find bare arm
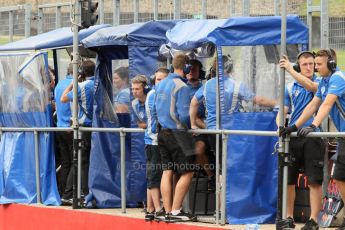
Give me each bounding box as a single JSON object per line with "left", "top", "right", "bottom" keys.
{"left": 253, "top": 96, "right": 278, "bottom": 108}
{"left": 195, "top": 117, "right": 206, "bottom": 129}
{"left": 279, "top": 56, "right": 318, "bottom": 92}
{"left": 115, "top": 104, "right": 129, "bottom": 113}
{"left": 61, "top": 83, "right": 73, "bottom": 103}
{"left": 189, "top": 96, "right": 200, "bottom": 129}
{"left": 294, "top": 96, "right": 322, "bottom": 128}
{"left": 276, "top": 106, "right": 289, "bottom": 127}
{"left": 311, "top": 94, "right": 337, "bottom": 127}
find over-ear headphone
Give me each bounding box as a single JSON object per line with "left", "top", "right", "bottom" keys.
{"left": 223, "top": 54, "right": 233, "bottom": 74}
{"left": 170, "top": 63, "right": 192, "bottom": 75}
{"left": 293, "top": 51, "right": 316, "bottom": 73}
{"left": 325, "top": 48, "right": 337, "bottom": 73}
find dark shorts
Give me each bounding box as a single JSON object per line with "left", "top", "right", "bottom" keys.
{"left": 158, "top": 129, "right": 195, "bottom": 174}
{"left": 145, "top": 145, "right": 162, "bottom": 189}
{"left": 288, "top": 137, "right": 325, "bottom": 185}
{"left": 332, "top": 139, "right": 345, "bottom": 181}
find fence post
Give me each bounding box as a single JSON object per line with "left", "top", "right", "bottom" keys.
{"left": 320, "top": 0, "right": 329, "bottom": 48}
{"left": 24, "top": 4, "right": 31, "bottom": 38}
{"left": 99, "top": 0, "right": 104, "bottom": 24}
{"left": 201, "top": 0, "right": 207, "bottom": 19}
{"left": 38, "top": 8, "right": 43, "bottom": 34}
{"left": 173, "top": 0, "right": 181, "bottom": 20}
{"left": 242, "top": 0, "right": 249, "bottom": 16}
{"left": 113, "top": 0, "right": 120, "bottom": 26}
{"left": 134, "top": 0, "right": 139, "bottom": 23}
{"left": 120, "top": 130, "right": 126, "bottom": 213}
{"left": 56, "top": 6, "right": 62, "bottom": 29}
{"left": 221, "top": 133, "right": 228, "bottom": 225}
{"left": 153, "top": 0, "right": 158, "bottom": 20}
{"left": 274, "top": 0, "right": 279, "bottom": 15}
{"left": 34, "top": 130, "right": 42, "bottom": 204}
{"left": 9, "top": 11, "right": 13, "bottom": 42}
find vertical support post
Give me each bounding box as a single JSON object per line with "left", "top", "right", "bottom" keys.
{"left": 320, "top": 0, "right": 329, "bottom": 48}
{"left": 120, "top": 130, "right": 126, "bottom": 213}
{"left": 173, "top": 0, "right": 181, "bottom": 20}
{"left": 307, "top": 0, "right": 313, "bottom": 50}
{"left": 78, "top": 130, "right": 82, "bottom": 200}
{"left": 99, "top": 0, "right": 105, "bottom": 24}
{"left": 38, "top": 8, "right": 43, "bottom": 34}
{"left": 34, "top": 130, "right": 42, "bottom": 204}
{"left": 274, "top": 0, "right": 279, "bottom": 15}
{"left": 9, "top": 11, "right": 13, "bottom": 42}
{"left": 153, "top": 0, "right": 158, "bottom": 20}
{"left": 72, "top": 0, "right": 81, "bottom": 209}
{"left": 24, "top": 4, "right": 31, "bottom": 38}
{"left": 134, "top": 0, "right": 139, "bottom": 23}
{"left": 229, "top": 0, "right": 235, "bottom": 17}
{"left": 201, "top": 0, "right": 207, "bottom": 19}
{"left": 242, "top": 0, "right": 249, "bottom": 16}
{"left": 56, "top": 6, "right": 62, "bottom": 29}
{"left": 221, "top": 133, "right": 228, "bottom": 225}
{"left": 113, "top": 0, "right": 120, "bottom": 25}
{"left": 277, "top": 0, "right": 288, "bottom": 223}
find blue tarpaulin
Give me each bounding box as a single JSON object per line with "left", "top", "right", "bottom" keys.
{"left": 166, "top": 16, "right": 308, "bottom": 223}
{"left": 166, "top": 16, "right": 308, "bottom": 50}
{"left": 81, "top": 20, "right": 179, "bottom": 207}
{"left": 0, "top": 52, "right": 60, "bottom": 205}
{"left": 0, "top": 24, "right": 111, "bottom": 51}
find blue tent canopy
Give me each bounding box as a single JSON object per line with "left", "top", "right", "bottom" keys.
{"left": 166, "top": 15, "right": 308, "bottom": 50}
{"left": 81, "top": 20, "right": 179, "bottom": 208}
{"left": 0, "top": 24, "right": 111, "bottom": 51}
{"left": 82, "top": 20, "right": 179, "bottom": 48}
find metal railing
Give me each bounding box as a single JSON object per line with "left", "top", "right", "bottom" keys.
{"left": 1, "top": 125, "right": 342, "bottom": 225}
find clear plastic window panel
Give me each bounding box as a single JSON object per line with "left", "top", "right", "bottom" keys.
{"left": 112, "top": 59, "right": 130, "bottom": 115}
{"left": 0, "top": 53, "right": 50, "bottom": 115}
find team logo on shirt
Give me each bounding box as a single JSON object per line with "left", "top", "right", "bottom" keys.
{"left": 294, "top": 90, "right": 299, "bottom": 97}
{"left": 138, "top": 111, "right": 145, "bottom": 120}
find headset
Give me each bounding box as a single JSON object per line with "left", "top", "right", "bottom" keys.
{"left": 325, "top": 48, "right": 337, "bottom": 73}
{"left": 293, "top": 51, "right": 316, "bottom": 73}
{"left": 170, "top": 63, "right": 192, "bottom": 75}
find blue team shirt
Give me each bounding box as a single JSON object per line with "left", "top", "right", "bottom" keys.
{"left": 155, "top": 73, "right": 192, "bottom": 130}
{"left": 114, "top": 87, "right": 130, "bottom": 109}
{"left": 55, "top": 75, "right": 73, "bottom": 127}
{"left": 67, "top": 76, "right": 95, "bottom": 126}
{"left": 188, "top": 81, "right": 206, "bottom": 119}
{"left": 284, "top": 75, "right": 320, "bottom": 128}
{"left": 315, "top": 70, "right": 345, "bottom": 131}
{"left": 145, "top": 89, "right": 158, "bottom": 145}
{"left": 194, "top": 76, "right": 254, "bottom": 129}
{"left": 131, "top": 98, "right": 147, "bottom": 124}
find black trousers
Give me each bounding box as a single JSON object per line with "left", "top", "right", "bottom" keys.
{"left": 56, "top": 131, "right": 73, "bottom": 195}
{"left": 62, "top": 131, "right": 91, "bottom": 199}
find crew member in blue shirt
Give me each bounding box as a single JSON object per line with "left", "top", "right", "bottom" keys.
{"left": 281, "top": 49, "right": 345, "bottom": 229}
{"left": 131, "top": 75, "right": 149, "bottom": 128}
{"left": 155, "top": 53, "right": 196, "bottom": 222}
{"left": 113, "top": 67, "right": 130, "bottom": 113}
{"left": 54, "top": 63, "right": 73, "bottom": 195}
{"left": 279, "top": 51, "right": 325, "bottom": 230}
{"left": 61, "top": 60, "right": 95, "bottom": 201}
{"left": 144, "top": 68, "right": 169, "bottom": 221}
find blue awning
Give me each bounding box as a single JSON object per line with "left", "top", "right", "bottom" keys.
{"left": 166, "top": 15, "right": 308, "bottom": 49}
{"left": 82, "top": 20, "right": 180, "bottom": 48}
{"left": 0, "top": 24, "right": 111, "bottom": 51}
